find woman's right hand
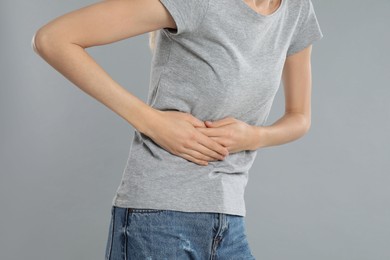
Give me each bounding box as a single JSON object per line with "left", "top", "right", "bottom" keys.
{"left": 143, "top": 110, "right": 229, "bottom": 166}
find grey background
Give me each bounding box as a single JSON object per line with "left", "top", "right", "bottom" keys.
{"left": 1, "top": 0, "right": 389, "bottom": 259}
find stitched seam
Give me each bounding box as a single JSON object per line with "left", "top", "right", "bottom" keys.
{"left": 296, "top": 0, "right": 311, "bottom": 37}
{"left": 288, "top": 0, "right": 310, "bottom": 55}
{"left": 107, "top": 207, "right": 115, "bottom": 260}
{"left": 156, "top": 34, "right": 173, "bottom": 93}
{"left": 124, "top": 208, "right": 129, "bottom": 260}
{"left": 193, "top": 0, "right": 211, "bottom": 35}
{"left": 160, "top": 0, "right": 184, "bottom": 38}
{"left": 150, "top": 30, "right": 173, "bottom": 107}
{"left": 149, "top": 72, "right": 163, "bottom": 107}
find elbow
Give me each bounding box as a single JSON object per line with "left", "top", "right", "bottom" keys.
{"left": 32, "top": 26, "right": 64, "bottom": 56}
{"left": 31, "top": 28, "right": 51, "bottom": 56}
{"left": 292, "top": 112, "right": 311, "bottom": 134}
{"left": 303, "top": 117, "right": 311, "bottom": 134}
{"left": 31, "top": 31, "right": 39, "bottom": 54}
{"left": 288, "top": 111, "right": 311, "bottom": 134}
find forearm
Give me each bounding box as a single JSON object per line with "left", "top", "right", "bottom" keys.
{"left": 33, "top": 35, "right": 158, "bottom": 135}
{"left": 251, "top": 112, "right": 311, "bottom": 150}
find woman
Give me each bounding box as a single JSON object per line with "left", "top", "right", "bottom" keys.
{"left": 32, "top": 0, "right": 323, "bottom": 259}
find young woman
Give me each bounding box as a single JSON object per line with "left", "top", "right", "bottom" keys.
{"left": 32, "top": 0, "right": 323, "bottom": 258}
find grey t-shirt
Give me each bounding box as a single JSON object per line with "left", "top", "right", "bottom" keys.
{"left": 112, "top": 0, "right": 323, "bottom": 217}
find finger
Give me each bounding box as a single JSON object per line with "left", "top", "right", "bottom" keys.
{"left": 208, "top": 136, "right": 228, "bottom": 147}
{"left": 194, "top": 124, "right": 207, "bottom": 129}
{"left": 186, "top": 114, "right": 206, "bottom": 128}
{"left": 178, "top": 152, "right": 209, "bottom": 166}
{"left": 206, "top": 136, "right": 231, "bottom": 152}
{"left": 183, "top": 142, "right": 226, "bottom": 161}
{"left": 183, "top": 148, "right": 223, "bottom": 162}
{"left": 196, "top": 127, "right": 225, "bottom": 137}
{"left": 205, "top": 117, "right": 234, "bottom": 128}
{"left": 197, "top": 133, "right": 229, "bottom": 156}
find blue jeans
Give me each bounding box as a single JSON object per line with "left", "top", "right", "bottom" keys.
{"left": 105, "top": 206, "right": 256, "bottom": 259}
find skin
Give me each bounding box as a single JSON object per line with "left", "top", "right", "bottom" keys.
{"left": 32, "top": 0, "right": 313, "bottom": 166}
{"left": 245, "top": 0, "right": 282, "bottom": 15}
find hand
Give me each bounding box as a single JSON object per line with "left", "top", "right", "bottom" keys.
{"left": 195, "top": 117, "right": 257, "bottom": 154}
{"left": 146, "top": 110, "right": 229, "bottom": 166}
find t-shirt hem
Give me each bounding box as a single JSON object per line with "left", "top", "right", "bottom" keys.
{"left": 159, "top": 0, "right": 185, "bottom": 35}
{"left": 112, "top": 198, "right": 246, "bottom": 217}
{"left": 286, "top": 32, "right": 324, "bottom": 57}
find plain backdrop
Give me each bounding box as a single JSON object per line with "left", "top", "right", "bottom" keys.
{"left": 1, "top": 0, "right": 389, "bottom": 259}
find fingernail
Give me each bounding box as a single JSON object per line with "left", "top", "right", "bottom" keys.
{"left": 206, "top": 121, "right": 212, "bottom": 124}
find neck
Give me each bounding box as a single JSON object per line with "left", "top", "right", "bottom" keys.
{"left": 254, "top": 0, "right": 275, "bottom": 5}
{"left": 251, "top": 0, "right": 280, "bottom": 11}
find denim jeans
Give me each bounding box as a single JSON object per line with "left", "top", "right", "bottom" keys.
{"left": 105, "top": 205, "right": 256, "bottom": 259}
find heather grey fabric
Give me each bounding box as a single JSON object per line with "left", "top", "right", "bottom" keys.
{"left": 112, "top": 0, "right": 323, "bottom": 216}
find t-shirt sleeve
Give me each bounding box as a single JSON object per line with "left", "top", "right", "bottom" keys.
{"left": 158, "top": 0, "right": 209, "bottom": 36}
{"left": 286, "top": 0, "right": 324, "bottom": 56}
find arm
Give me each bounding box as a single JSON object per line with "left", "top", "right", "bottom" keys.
{"left": 32, "top": 0, "right": 176, "bottom": 136}
{"left": 250, "top": 45, "right": 313, "bottom": 150}
{"left": 32, "top": 0, "right": 229, "bottom": 165}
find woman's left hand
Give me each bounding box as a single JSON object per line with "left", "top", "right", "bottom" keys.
{"left": 195, "top": 117, "right": 258, "bottom": 154}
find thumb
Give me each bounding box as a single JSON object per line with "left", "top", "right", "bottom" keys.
{"left": 205, "top": 121, "right": 214, "bottom": 127}
{"left": 205, "top": 117, "right": 231, "bottom": 127}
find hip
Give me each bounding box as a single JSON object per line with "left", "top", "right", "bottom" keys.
{"left": 105, "top": 205, "right": 255, "bottom": 259}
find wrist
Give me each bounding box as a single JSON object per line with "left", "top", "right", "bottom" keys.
{"left": 250, "top": 125, "right": 267, "bottom": 150}
{"left": 133, "top": 105, "right": 162, "bottom": 138}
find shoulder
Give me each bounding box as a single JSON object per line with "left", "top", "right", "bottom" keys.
{"left": 287, "top": 0, "right": 310, "bottom": 14}
{"left": 286, "top": 0, "right": 317, "bottom": 26}
{"left": 158, "top": 0, "right": 210, "bottom": 35}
